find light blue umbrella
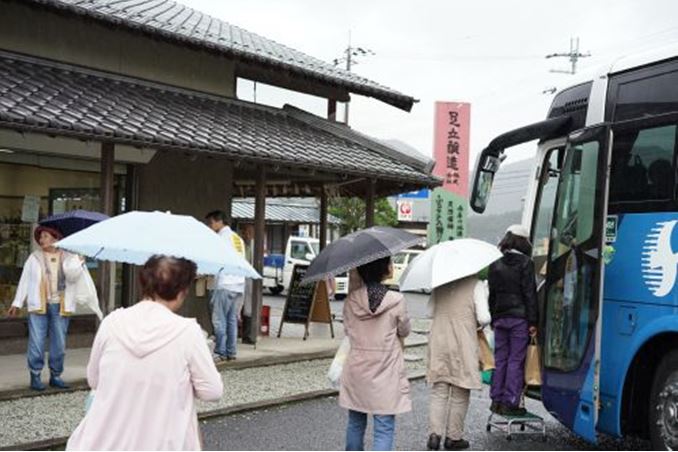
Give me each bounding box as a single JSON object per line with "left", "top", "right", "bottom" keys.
{"left": 55, "top": 210, "right": 260, "bottom": 278}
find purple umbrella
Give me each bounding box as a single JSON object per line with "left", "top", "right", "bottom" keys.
{"left": 40, "top": 210, "right": 110, "bottom": 237}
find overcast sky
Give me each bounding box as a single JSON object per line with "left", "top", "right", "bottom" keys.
{"left": 186, "top": 0, "right": 678, "bottom": 166}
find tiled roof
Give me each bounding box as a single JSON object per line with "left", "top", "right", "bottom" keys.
{"left": 284, "top": 106, "right": 434, "bottom": 174}
{"left": 22, "top": 0, "right": 416, "bottom": 111}
{"left": 232, "top": 199, "right": 341, "bottom": 225}
{"left": 0, "top": 53, "right": 438, "bottom": 186}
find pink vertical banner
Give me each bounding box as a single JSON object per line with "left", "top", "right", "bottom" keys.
{"left": 432, "top": 102, "right": 470, "bottom": 198}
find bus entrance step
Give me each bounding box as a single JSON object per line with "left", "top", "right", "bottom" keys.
{"left": 486, "top": 411, "right": 547, "bottom": 442}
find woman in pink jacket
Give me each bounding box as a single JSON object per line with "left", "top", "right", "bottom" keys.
{"left": 339, "top": 257, "right": 411, "bottom": 451}
{"left": 67, "top": 255, "right": 223, "bottom": 451}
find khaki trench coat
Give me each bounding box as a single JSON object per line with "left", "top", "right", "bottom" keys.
{"left": 339, "top": 274, "right": 412, "bottom": 415}
{"left": 427, "top": 276, "right": 483, "bottom": 390}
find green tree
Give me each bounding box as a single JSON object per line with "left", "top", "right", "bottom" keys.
{"left": 329, "top": 197, "right": 398, "bottom": 235}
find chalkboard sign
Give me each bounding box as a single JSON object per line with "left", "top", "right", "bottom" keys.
{"left": 278, "top": 264, "right": 334, "bottom": 340}
{"left": 282, "top": 265, "right": 315, "bottom": 323}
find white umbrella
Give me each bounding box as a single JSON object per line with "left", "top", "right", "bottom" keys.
{"left": 399, "top": 238, "right": 502, "bottom": 292}
{"left": 56, "top": 210, "right": 261, "bottom": 277}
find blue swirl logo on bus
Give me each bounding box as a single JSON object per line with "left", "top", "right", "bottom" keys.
{"left": 641, "top": 220, "right": 678, "bottom": 297}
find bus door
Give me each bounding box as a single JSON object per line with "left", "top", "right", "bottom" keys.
{"left": 541, "top": 125, "right": 610, "bottom": 443}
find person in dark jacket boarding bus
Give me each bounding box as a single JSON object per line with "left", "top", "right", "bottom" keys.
{"left": 487, "top": 224, "right": 538, "bottom": 417}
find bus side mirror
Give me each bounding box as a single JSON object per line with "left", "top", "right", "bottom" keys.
{"left": 470, "top": 152, "right": 503, "bottom": 213}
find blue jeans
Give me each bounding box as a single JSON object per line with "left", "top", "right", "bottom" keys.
{"left": 211, "top": 289, "right": 241, "bottom": 358}
{"left": 27, "top": 303, "right": 70, "bottom": 377}
{"left": 346, "top": 410, "right": 396, "bottom": 451}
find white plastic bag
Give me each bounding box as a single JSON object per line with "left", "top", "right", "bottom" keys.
{"left": 327, "top": 337, "right": 350, "bottom": 389}
{"left": 85, "top": 390, "right": 95, "bottom": 412}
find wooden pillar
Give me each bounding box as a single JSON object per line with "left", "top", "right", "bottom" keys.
{"left": 327, "top": 99, "right": 337, "bottom": 122}
{"left": 283, "top": 222, "right": 290, "bottom": 248}
{"left": 224, "top": 161, "right": 234, "bottom": 225}
{"left": 319, "top": 187, "right": 328, "bottom": 251}
{"left": 249, "top": 166, "right": 266, "bottom": 344}
{"left": 121, "top": 164, "right": 139, "bottom": 308}
{"left": 99, "top": 142, "right": 115, "bottom": 315}
{"left": 365, "top": 179, "right": 376, "bottom": 228}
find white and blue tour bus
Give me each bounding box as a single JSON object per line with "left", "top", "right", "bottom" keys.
{"left": 471, "top": 44, "right": 678, "bottom": 449}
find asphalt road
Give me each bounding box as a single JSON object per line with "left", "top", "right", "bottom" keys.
{"left": 202, "top": 380, "right": 651, "bottom": 451}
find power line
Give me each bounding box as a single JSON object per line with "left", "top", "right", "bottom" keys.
{"left": 593, "top": 25, "right": 678, "bottom": 57}
{"left": 333, "top": 31, "right": 374, "bottom": 124}
{"left": 371, "top": 53, "right": 543, "bottom": 62}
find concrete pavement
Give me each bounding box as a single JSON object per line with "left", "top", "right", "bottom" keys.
{"left": 0, "top": 293, "right": 431, "bottom": 399}
{"left": 0, "top": 345, "right": 428, "bottom": 449}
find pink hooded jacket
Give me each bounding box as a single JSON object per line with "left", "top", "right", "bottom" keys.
{"left": 67, "top": 301, "right": 223, "bottom": 451}
{"left": 339, "top": 274, "right": 412, "bottom": 415}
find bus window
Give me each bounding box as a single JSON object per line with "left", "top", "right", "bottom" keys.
{"left": 612, "top": 69, "right": 678, "bottom": 121}
{"left": 545, "top": 139, "right": 600, "bottom": 371}
{"left": 609, "top": 124, "right": 676, "bottom": 213}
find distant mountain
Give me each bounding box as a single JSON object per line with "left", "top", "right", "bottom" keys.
{"left": 381, "top": 139, "right": 431, "bottom": 163}
{"left": 467, "top": 210, "right": 523, "bottom": 244}
{"left": 467, "top": 157, "right": 535, "bottom": 243}
{"left": 476, "top": 157, "right": 534, "bottom": 216}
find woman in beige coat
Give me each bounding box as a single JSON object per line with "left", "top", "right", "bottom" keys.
{"left": 426, "top": 275, "right": 491, "bottom": 451}
{"left": 339, "top": 257, "right": 411, "bottom": 451}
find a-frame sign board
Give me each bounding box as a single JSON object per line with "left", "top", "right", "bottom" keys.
{"left": 277, "top": 264, "right": 335, "bottom": 340}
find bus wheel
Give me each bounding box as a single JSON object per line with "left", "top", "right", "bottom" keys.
{"left": 650, "top": 350, "right": 678, "bottom": 450}
{"left": 269, "top": 286, "right": 284, "bottom": 296}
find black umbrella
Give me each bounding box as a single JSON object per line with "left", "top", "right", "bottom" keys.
{"left": 301, "top": 226, "right": 424, "bottom": 284}
{"left": 40, "top": 210, "right": 110, "bottom": 237}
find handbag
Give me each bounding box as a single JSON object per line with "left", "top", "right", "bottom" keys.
{"left": 76, "top": 263, "right": 103, "bottom": 320}
{"left": 525, "top": 335, "right": 542, "bottom": 386}
{"left": 327, "top": 337, "right": 350, "bottom": 389}
{"left": 477, "top": 330, "right": 495, "bottom": 371}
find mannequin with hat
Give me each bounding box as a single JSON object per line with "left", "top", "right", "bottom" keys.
{"left": 7, "top": 225, "right": 95, "bottom": 391}
{"left": 487, "top": 224, "right": 539, "bottom": 416}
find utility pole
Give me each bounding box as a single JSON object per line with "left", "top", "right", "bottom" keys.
{"left": 546, "top": 37, "right": 591, "bottom": 75}
{"left": 333, "top": 32, "right": 375, "bottom": 124}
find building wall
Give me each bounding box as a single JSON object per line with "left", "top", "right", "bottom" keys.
{"left": 1, "top": 1, "right": 236, "bottom": 97}
{"left": 137, "top": 152, "right": 233, "bottom": 218}
{"left": 137, "top": 151, "right": 234, "bottom": 330}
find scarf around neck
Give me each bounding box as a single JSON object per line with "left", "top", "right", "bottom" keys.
{"left": 366, "top": 282, "right": 388, "bottom": 313}
{"left": 37, "top": 250, "right": 66, "bottom": 298}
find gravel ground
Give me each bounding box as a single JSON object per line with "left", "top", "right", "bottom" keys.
{"left": 0, "top": 346, "right": 427, "bottom": 449}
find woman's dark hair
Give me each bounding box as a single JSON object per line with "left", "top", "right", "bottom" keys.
{"left": 356, "top": 256, "right": 391, "bottom": 284}
{"left": 498, "top": 231, "right": 532, "bottom": 256}
{"left": 140, "top": 255, "right": 197, "bottom": 301}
